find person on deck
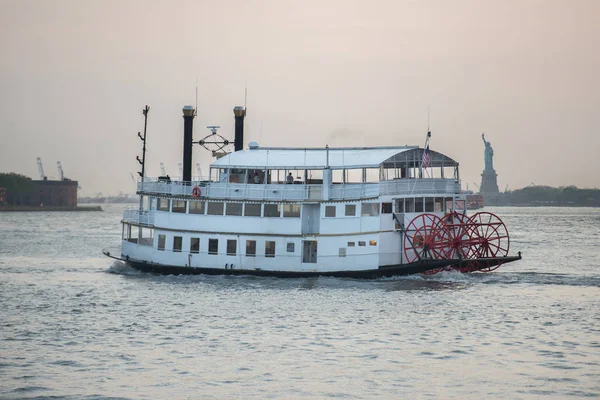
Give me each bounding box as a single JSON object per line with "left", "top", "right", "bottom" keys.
{"left": 286, "top": 172, "right": 294, "bottom": 184}
{"left": 254, "top": 173, "right": 261, "bottom": 184}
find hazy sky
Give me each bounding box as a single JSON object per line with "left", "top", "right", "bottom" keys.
{"left": 1, "top": 0, "right": 598, "bottom": 195}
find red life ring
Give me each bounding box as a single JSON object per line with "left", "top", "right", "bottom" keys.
{"left": 191, "top": 186, "right": 201, "bottom": 198}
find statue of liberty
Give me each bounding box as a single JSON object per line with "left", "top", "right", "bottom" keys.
{"left": 482, "top": 133, "right": 494, "bottom": 171}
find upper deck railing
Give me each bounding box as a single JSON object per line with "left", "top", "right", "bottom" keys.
{"left": 137, "top": 178, "right": 460, "bottom": 201}
{"left": 123, "top": 208, "right": 155, "bottom": 225}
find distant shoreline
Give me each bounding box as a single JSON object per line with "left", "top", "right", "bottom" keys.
{"left": 0, "top": 205, "right": 102, "bottom": 212}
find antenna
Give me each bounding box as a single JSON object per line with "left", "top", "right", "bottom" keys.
{"left": 195, "top": 79, "right": 198, "bottom": 117}
{"left": 427, "top": 105, "right": 430, "bottom": 132}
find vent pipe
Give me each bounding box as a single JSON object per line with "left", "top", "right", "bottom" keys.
{"left": 182, "top": 105, "right": 195, "bottom": 182}
{"left": 233, "top": 106, "right": 246, "bottom": 152}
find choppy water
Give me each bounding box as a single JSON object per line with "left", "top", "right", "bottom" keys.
{"left": 1, "top": 205, "right": 599, "bottom": 399}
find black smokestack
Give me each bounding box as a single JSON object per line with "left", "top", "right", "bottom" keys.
{"left": 182, "top": 105, "right": 195, "bottom": 182}
{"left": 233, "top": 106, "right": 246, "bottom": 152}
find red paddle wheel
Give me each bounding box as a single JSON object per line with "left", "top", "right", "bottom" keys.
{"left": 402, "top": 211, "right": 511, "bottom": 274}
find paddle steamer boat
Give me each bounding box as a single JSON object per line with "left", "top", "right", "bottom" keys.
{"left": 104, "top": 105, "right": 520, "bottom": 277}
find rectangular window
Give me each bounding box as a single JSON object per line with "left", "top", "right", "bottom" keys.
{"left": 207, "top": 202, "right": 224, "bottom": 215}
{"left": 405, "top": 198, "right": 415, "bottom": 212}
{"left": 265, "top": 241, "right": 275, "bottom": 257}
{"left": 173, "top": 236, "right": 182, "bottom": 252}
{"left": 283, "top": 204, "right": 301, "bottom": 217}
{"left": 382, "top": 202, "right": 392, "bottom": 214}
{"left": 435, "top": 197, "right": 444, "bottom": 212}
{"left": 208, "top": 239, "right": 218, "bottom": 255}
{"left": 172, "top": 200, "right": 186, "bottom": 213}
{"left": 227, "top": 239, "right": 237, "bottom": 256}
{"left": 395, "top": 199, "right": 404, "bottom": 213}
{"left": 244, "top": 203, "right": 261, "bottom": 216}
{"left": 246, "top": 240, "right": 256, "bottom": 257}
{"left": 415, "top": 198, "right": 424, "bottom": 212}
{"left": 157, "top": 198, "right": 169, "bottom": 211}
{"left": 361, "top": 203, "right": 379, "bottom": 216}
{"left": 157, "top": 234, "right": 166, "bottom": 250}
{"left": 345, "top": 204, "right": 356, "bottom": 216}
{"left": 189, "top": 201, "right": 205, "bottom": 214}
{"left": 425, "top": 197, "right": 435, "bottom": 212}
{"left": 190, "top": 238, "right": 200, "bottom": 254}
{"left": 150, "top": 198, "right": 156, "bottom": 210}
{"left": 325, "top": 205, "right": 336, "bottom": 217}
{"left": 264, "top": 204, "right": 280, "bottom": 217}
{"left": 347, "top": 242, "right": 355, "bottom": 247}
{"left": 358, "top": 241, "right": 366, "bottom": 246}
{"left": 446, "top": 198, "right": 454, "bottom": 212}
{"left": 225, "top": 203, "right": 243, "bottom": 216}
{"left": 287, "top": 242, "right": 295, "bottom": 252}
{"left": 369, "top": 240, "right": 377, "bottom": 246}
{"left": 339, "top": 248, "right": 346, "bottom": 257}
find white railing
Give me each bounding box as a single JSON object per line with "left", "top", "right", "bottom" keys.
{"left": 137, "top": 178, "right": 460, "bottom": 201}
{"left": 379, "top": 179, "right": 461, "bottom": 196}
{"left": 123, "top": 208, "right": 155, "bottom": 225}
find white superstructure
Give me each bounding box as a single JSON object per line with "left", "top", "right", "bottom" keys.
{"left": 120, "top": 144, "right": 467, "bottom": 275}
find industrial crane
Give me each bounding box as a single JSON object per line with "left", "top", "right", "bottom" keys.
{"left": 37, "top": 157, "right": 47, "bottom": 180}
{"left": 57, "top": 161, "right": 64, "bottom": 180}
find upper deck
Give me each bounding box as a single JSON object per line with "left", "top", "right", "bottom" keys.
{"left": 137, "top": 146, "right": 461, "bottom": 201}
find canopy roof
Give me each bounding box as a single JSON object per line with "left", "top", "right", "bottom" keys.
{"left": 210, "top": 146, "right": 458, "bottom": 170}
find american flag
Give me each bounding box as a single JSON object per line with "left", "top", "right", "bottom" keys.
{"left": 422, "top": 144, "right": 431, "bottom": 168}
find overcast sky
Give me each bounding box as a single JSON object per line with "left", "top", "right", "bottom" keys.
{"left": 1, "top": 0, "right": 598, "bottom": 196}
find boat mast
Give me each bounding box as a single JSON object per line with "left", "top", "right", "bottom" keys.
{"left": 137, "top": 105, "right": 149, "bottom": 212}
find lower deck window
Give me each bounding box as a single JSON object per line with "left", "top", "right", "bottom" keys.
{"left": 227, "top": 239, "right": 237, "bottom": 256}
{"left": 244, "top": 203, "right": 261, "bottom": 216}
{"left": 173, "top": 236, "right": 182, "bottom": 252}
{"left": 287, "top": 242, "right": 295, "bottom": 252}
{"left": 283, "top": 204, "right": 300, "bottom": 217}
{"left": 189, "top": 201, "right": 205, "bottom": 214}
{"left": 226, "top": 203, "right": 243, "bottom": 216}
{"left": 361, "top": 203, "right": 379, "bottom": 216}
{"left": 157, "top": 234, "right": 166, "bottom": 250}
{"left": 325, "top": 205, "right": 336, "bottom": 217}
{"left": 190, "top": 238, "right": 200, "bottom": 254}
{"left": 264, "top": 204, "right": 280, "bottom": 217}
{"left": 382, "top": 202, "right": 392, "bottom": 214}
{"left": 246, "top": 240, "right": 256, "bottom": 257}
{"left": 172, "top": 200, "right": 186, "bottom": 213}
{"left": 265, "top": 241, "right": 275, "bottom": 258}
{"left": 208, "top": 239, "right": 218, "bottom": 255}
{"left": 207, "top": 202, "right": 224, "bottom": 215}
{"left": 157, "top": 198, "right": 169, "bottom": 211}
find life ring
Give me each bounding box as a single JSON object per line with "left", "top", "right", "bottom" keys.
{"left": 191, "top": 186, "right": 201, "bottom": 198}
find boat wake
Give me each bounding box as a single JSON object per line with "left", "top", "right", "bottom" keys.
{"left": 107, "top": 261, "right": 145, "bottom": 276}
